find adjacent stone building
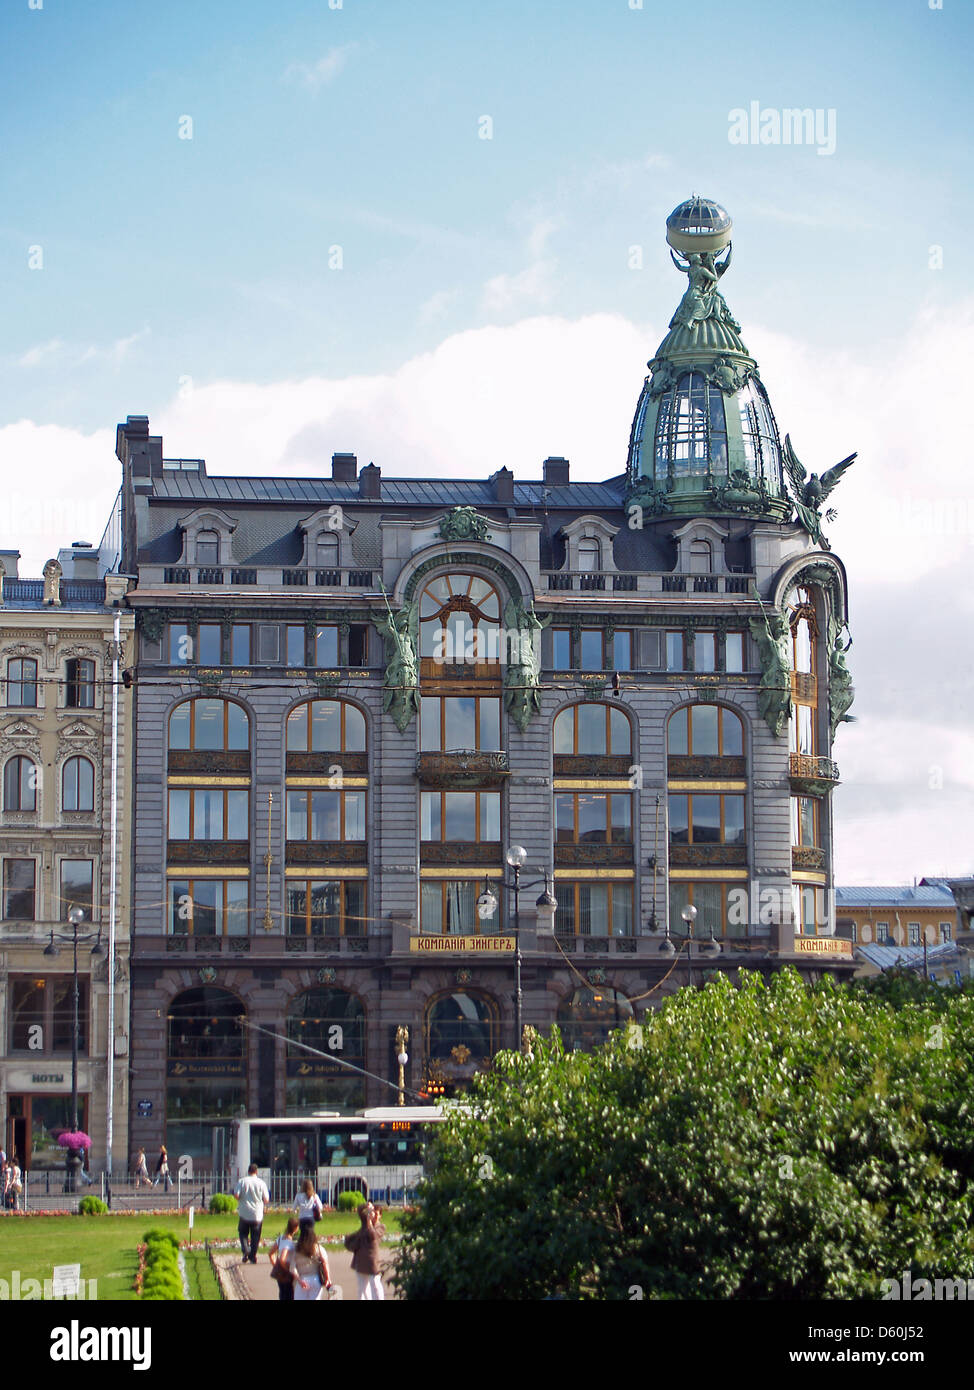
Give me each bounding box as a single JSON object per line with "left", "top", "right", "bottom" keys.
{"left": 0, "top": 543, "right": 134, "bottom": 1172}
{"left": 116, "top": 198, "right": 860, "bottom": 1167}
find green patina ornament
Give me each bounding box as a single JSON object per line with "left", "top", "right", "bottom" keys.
{"left": 438, "top": 506, "right": 492, "bottom": 544}
{"left": 668, "top": 246, "right": 740, "bottom": 337}
{"left": 782, "top": 435, "right": 857, "bottom": 551}
{"left": 502, "top": 597, "right": 549, "bottom": 733}
{"left": 373, "top": 595, "right": 420, "bottom": 733}
{"left": 748, "top": 595, "right": 792, "bottom": 738}
{"left": 625, "top": 480, "right": 672, "bottom": 515}
{"left": 711, "top": 469, "right": 770, "bottom": 514}
{"left": 827, "top": 619, "right": 855, "bottom": 738}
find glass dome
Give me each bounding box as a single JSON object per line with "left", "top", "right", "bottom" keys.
{"left": 666, "top": 197, "right": 733, "bottom": 255}
{"left": 654, "top": 372, "right": 728, "bottom": 479}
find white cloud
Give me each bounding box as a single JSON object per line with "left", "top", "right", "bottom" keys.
{"left": 18, "top": 338, "right": 65, "bottom": 367}
{"left": 16, "top": 328, "right": 149, "bottom": 371}
{"left": 285, "top": 45, "right": 357, "bottom": 92}
{"left": 418, "top": 288, "right": 461, "bottom": 326}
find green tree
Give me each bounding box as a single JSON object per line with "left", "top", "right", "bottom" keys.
{"left": 394, "top": 970, "right": 974, "bottom": 1299}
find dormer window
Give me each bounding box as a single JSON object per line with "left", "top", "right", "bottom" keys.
{"left": 196, "top": 531, "right": 219, "bottom": 566}
{"left": 689, "top": 540, "right": 712, "bottom": 574}
{"left": 577, "top": 538, "right": 601, "bottom": 573}
{"left": 316, "top": 534, "right": 339, "bottom": 569}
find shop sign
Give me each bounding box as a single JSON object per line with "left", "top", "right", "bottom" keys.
{"left": 410, "top": 935, "right": 514, "bottom": 954}
{"left": 166, "top": 1060, "right": 243, "bottom": 1078}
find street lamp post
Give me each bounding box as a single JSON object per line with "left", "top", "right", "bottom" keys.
{"left": 476, "top": 847, "right": 557, "bottom": 1051}
{"left": 658, "top": 901, "right": 721, "bottom": 986}
{"left": 395, "top": 1025, "right": 409, "bottom": 1108}
{"left": 45, "top": 905, "right": 103, "bottom": 1191}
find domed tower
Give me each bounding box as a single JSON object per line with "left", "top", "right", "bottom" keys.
{"left": 627, "top": 196, "right": 791, "bottom": 522}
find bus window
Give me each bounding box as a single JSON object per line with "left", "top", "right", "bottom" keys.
{"left": 251, "top": 1126, "right": 271, "bottom": 1167}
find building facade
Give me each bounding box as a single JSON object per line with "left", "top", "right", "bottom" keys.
{"left": 117, "top": 198, "right": 860, "bottom": 1166}
{"left": 0, "top": 545, "right": 134, "bottom": 1172}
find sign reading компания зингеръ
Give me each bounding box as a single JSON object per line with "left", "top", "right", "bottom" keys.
{"left": 409, "top": 936, "right": 514, "bottom": 953}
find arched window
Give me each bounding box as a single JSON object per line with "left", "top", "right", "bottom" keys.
{"left": 168, "top": 698, "right": 249, "bottom": 751}
{"left": 62, "top": 757, "right": 94, "bottom": 812}
{"left": 577, "top": 538, "right": 601, "bottom": 573}
{"left": 738, "top": 379, "right": 782, "bottom": 487}
{"left": 425, "top": 992, "right": 497, "bottom": 1063}
{"left": 790, "top": 587, "right": 817, "bottom": 676}
{"left": 3, "top": 756, "right": 36, "bottom": 812}
{"left": 556, "top": 986, "right": 633, "bottom": 1052}
{"left": 418, "top": 573, "right": 501, "bottom": 662}
{"left": 195, "top": 530, "right": 219, "bottom": 566}
{"left": 286, "top": 699, "right": 366, "bottom": 752}
{"left": 315, "top": 533, "right": 339, "bottom": 568}
{"left": 654, "top": 372, "right": 728, "bottom": 478}
{"left": 789, "top": 588, "right": 818, "bottom": 757}
{"left": 554, "top": 703, "right": 631, "bottom": 757}
{"left": 667, "top": 704, "right": 743, "bottom": 757}
{"left": 166, "top": 987, "right": 245, "bottom": 1164}
{"left": 286, "top": 987, "right": 366, "bottom": 1115}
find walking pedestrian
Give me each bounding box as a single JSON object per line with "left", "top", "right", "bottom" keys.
{"left": 269, "top": 1215, "right": 300, "bottom": 1302}
{"left": 153, "top": 1145, "right": 172, "bottom": 1191}
{"left": 3, "top": 1157, "right": 23, "bottom": 1212}
{"left": 345, "top": 1200, "right": 386, "bottom": 1300}
{"left": 291, "top": 1225, "right": 333, "bottom": 1301}
{"left": 134, "top": 1148, "right": 150, "bottom": 1188}
{"left": 294, "top": 1178, "right": 323, "bottom": 1234}
{"left": 234, "top": 1162, "right": 270, "bottom": 1265}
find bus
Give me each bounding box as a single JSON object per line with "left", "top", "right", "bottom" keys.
{"left": 228, "top": 1108, "right": 445, "bottom": 1205}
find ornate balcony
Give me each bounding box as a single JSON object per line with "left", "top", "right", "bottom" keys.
{"left": 789, "top": 754, "right": 840, "bottom": 793}
{"left": 416, "top": 750, "right": 510, "bottom": 789}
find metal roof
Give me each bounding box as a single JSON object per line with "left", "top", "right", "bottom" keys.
{"left": 856, "top": 943, "right": 959, "bottom": 970}
{"left": 835, "top": 885, "right": 957, "bottom": 909}
{"left": 150, "top": 474, "right": 627, "bottom": 510}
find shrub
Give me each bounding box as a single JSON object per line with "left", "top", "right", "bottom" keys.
{"left": 140, "top": 1225, "right": 183, "bottom": 1302}
{"left": 78, "top": 1195, "right": 108, "bottom": 1215}
{"left": 337, "top": 1189, "right": 366, "bottom": 1212}
{"left": 396, "top": 968, "right": 974, "bottom": 1300}
{"left": 142, "top": 1227, "right": 179, "bottom": 1248}
{"left": 208, "top": 1193, "right": 236, "bottom": 1215}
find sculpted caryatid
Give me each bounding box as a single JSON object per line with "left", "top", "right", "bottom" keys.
{"left": 748, "top": 601, "right": 791, "bottom": 738}
{"left": 374, "top": 598, "right": 420, "bottom": 733}
{"left": 668, "top": 247, "right": 740, "bottom": 335}
{"left": 503, "top": 598, "right": 549, "bottom": 733}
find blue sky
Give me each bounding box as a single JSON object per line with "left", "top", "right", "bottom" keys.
{"left": 1, "top": 0, "right": 972, "bottom": 883}
{"left": 2, "top": 0, "right": 970, "bottom": 428}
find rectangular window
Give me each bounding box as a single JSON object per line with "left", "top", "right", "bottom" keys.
{"left": 555, "top": 881, "right": 633, "bottom": 937}
{"left": 168, "top": 879, "right": 249, "bottom": 935}
{"left": 579, "top": 630, "right": 604, "bottom": 672}
{"left": 197, "top": 624, "right": 222, "bottom": 666}
{"left": 257, "top": 624, "right": 281, "bottom": 664}
{"left": 420, "top": 697, "right": 501, "bottom": 752}
{"left": 669, "top": 881, "right": 744, "bottom": 940}
{"left": 59, "top": 859, "right": 94, "bottom": 921}
{"left": 7, "top": 658, "right": 39, "bottom": 707}
{"left": 791, "top": 884, "right": 828, "bottom": 937}
{"left": 348, "top": 625, "right": 368, "bottom": 667}
{"left": 168, "top": 789, "right": 249, "bottom": 841}
{"left": 169, "top": 624, "right": 189, "bottom": 665}
{"left": 9, "top": 975, "right": 89, "bottom": 1054}
{"left": 555, "top": 793, "right": 632, "bottom": 844}
{"left": 65, "top": 659, "right": 96, "bottom": 708}
{"left": 315, "top": 626, "right": 339, "bottom": 666}
{"left": 907, "top": 921, "right": 921, "bottom": 946}
{"left": 286, "top": 790, "right": 366, "bottom": 841}
{"left": 693, "top": 632, "right": 716, "bottom": 672}
{"left": 940, "top": 921, "right": 953, "bottom": 943}
{"left": 724, "top": 632, "right": 744, "bottom": 672}
{"left": 790, "top": 704, "right": 815, "bottom": 756}
{"left": 231, "top": 624, "right": 251, "bottom": 665}
{"left": 665, "top": 631, "right": 685, "bottom": 671}
{"left": 286, "top": 625, "right": 306, "bottom": 667}
{"left": 875, "top": 921, "right": 890, "bottom": 943}
{"left": 612, "top": 631, "right": 632, "bottom": 671}
{"left": 668, "top": 794, "right": 745, "bottom": 844}
{"left": 790, "top": 796, "right": 819, "bottom": 847}
{"left": 286, "top": 880, "right": 365, "bottom": 937}
{"left": 2, "top": 859, "right": 36, "bottom": 920}
{"left": 551, "top": 629, "right": 572, "bottom": 668}
{"left": 420, "top": 791, "right": 500, "bottom": 843}
{"left": 420, "top": 879, "right": 500, "bottom": 935}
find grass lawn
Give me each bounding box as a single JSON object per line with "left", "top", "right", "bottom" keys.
{"left": 0, "top": 1208, "right": 402, "bottom": 1302}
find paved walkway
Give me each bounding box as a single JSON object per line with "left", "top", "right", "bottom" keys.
{"left": 213, "top": 1246, "right": 399, "bottom": 1301}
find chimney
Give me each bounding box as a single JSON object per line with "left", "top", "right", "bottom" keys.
{"left": 116, "top": 415, "right": 163, "bottom": 479}
{"left": 358, "top": 463, "right": 381, "bottom": 499}
{"left": 543, "top": 456, "right": 570, "bottom": 487}
{"left": 489, "top": 467, "right": 514, "bottom": 503}
{"left": 58, "top": 543, "right": 99, "bottom": 580}
{"left": 332, "top": 452, "right": 357, "bottom": 483}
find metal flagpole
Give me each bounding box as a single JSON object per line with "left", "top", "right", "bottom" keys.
{"left": 106, "top": 607, "right": 120, "bottom": 1178}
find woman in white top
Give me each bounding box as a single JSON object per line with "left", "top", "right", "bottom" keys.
{"left": 294, "top": 1178, "right": 323, "bottom": 1233}
{"left": 291, "top": 1226, "right": 332, "bottom": 1301}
